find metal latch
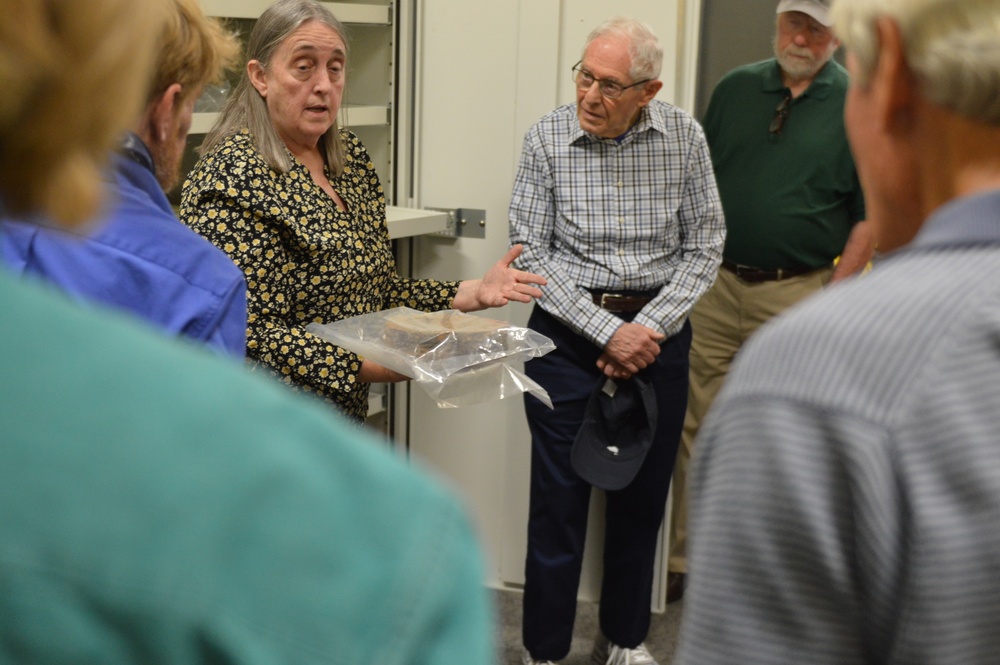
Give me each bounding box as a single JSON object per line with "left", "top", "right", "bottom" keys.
{"left": 426, "top": 207, "right": 486, "bottom": 239}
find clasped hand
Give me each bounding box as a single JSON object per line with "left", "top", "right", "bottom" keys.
{"left": 596, "top": 322, "right": 665, "bottom": 380}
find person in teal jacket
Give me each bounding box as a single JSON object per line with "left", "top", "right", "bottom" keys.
{"left": 0, "top": 1, "right": 495, "bottom": 663}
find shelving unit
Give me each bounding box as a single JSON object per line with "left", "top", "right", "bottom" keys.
{"left": 189, "top": 105, "right": 387, "bottom": 135}
{"left": 192, "top": 1, "right": 394, "bottom": 173}
{"left": 200, "top": 0, "right": 389, "bottom": 23}
{"left": 188, "top": 1, "right": 446, "bottom": 240}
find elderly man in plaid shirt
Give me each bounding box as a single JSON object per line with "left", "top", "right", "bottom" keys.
{"left": 509, "top": 15, "right": 724, "bottom": 665}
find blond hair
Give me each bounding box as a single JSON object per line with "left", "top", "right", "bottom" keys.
{"left": 151, "top": 0, "right": 242, "bottom": 107}
{"left": 0, "top": 0, "right": 166, "bottom": 227}
{"left": 832, "top": 0, "right": 1000, "bottom": 124}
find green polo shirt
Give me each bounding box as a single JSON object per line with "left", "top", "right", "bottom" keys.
{"left": 702, "top": 58, "right": 865, "bottom": 270}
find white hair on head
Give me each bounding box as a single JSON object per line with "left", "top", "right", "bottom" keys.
{"left": 584, "top": 16, "right": 663, "bottom": 82}
{"left": 832, "top": 0, "right": 1000, "bottom": 124}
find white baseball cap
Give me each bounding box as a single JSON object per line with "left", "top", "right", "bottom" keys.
{"left": 776, "top": 0, "right": 832, "bottom": 27}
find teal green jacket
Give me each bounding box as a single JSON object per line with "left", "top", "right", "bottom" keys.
{"left": 0, "top": 270, "right": 493, "bottom": 664}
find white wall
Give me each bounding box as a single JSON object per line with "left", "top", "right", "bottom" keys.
{"left": 403, "top": 0, "right": 700, "bottom": 601}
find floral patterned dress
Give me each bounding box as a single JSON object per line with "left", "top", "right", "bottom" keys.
{"left": 180, "top": 129, "right": 458, "bottom": 421}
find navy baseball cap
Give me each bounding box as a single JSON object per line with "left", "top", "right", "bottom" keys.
{"left": 571, "top": 376, "right": 658, "bottom": 491}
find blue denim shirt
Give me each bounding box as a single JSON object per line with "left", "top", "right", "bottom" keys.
{"left": 0, "top": 135, "right": 247, "bottom": 358}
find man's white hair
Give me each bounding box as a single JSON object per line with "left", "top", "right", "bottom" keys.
{"left": 832, "top": 0, "right": 1000, "bottom": 124}
{"left": 583, "top": 16, "right": 663, "bottom": 82}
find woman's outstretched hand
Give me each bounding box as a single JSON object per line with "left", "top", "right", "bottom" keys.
{"left": 452, "top": 244, "right": 547, "bottom": 312}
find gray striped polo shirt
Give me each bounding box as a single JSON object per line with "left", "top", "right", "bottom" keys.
{"left": 677, "top": 189, "right": 1000, "bottom": 664}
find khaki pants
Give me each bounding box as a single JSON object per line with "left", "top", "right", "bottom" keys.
{"left": 668, "top": 265, "right": 832, "bottom": 573}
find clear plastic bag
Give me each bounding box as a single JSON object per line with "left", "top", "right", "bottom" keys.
{"left": 306, "top": 308, "right": 555, "bottom": 409}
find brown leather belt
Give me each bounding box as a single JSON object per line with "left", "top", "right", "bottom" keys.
{"left": 590, "top": 290, "right": 656, "bottom": 313}
{"left": 721, "top": 259, "right": 818, "bottom": 284}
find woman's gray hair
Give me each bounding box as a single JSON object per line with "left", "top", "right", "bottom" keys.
{"left": 583, "top": 16, "right": 663, "bottom": 82}
{"left": 200, "top": 0, "right": 349, "bottom": 175}
{"left": 832, "top": 0, "right": 1000, "bottom": 125}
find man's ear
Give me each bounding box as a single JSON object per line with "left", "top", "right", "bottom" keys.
{"left": 248, "top": 60, "right": 268, "bottom": 97}
{"left": 637, "top": 79, "right": 663, "bottom": 108}
{"left": 147, "top": 83, "right": 184, "bottom": 145}
{"left": 871, "top": 16, "right": 915, "bottom": 134}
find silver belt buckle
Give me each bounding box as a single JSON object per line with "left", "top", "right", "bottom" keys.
{"left": 600, "top": 293, "right": 619, "bottom": 309}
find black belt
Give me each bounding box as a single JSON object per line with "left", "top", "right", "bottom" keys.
{"left": 721, "top": 259, "right": 819, "bottom": 284}
{"left": 589, "top": 289, "right": 658, "bottom": 313}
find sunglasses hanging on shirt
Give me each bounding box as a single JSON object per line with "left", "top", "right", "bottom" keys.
{"left": 769, "top": 93, "right": 792, "bottom": 135}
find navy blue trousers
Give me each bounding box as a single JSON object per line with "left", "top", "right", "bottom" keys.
{"left": 521, "top": 306, "right": 691, "bottom": 660}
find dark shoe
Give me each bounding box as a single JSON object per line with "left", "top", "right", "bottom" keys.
{"left": 666, "top": 572, "right": 686, "bottom": 604}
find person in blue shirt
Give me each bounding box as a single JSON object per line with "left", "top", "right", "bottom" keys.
{"left": 0, "top": 0, "right": 247, "bottom": 358}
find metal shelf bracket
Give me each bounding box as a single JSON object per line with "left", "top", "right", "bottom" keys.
{"left": 425, "top": 207, "right": 486, "bottom": 239}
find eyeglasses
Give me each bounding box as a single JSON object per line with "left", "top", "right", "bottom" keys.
{"left": 769, "top": 93, "right": 792, "bottom": 135}
{"left": 572, "top": 61, "right": 651, "bottom": 99}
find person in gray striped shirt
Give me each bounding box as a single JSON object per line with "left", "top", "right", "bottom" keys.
{"left": 676, "top": 0, "right": 1000, "bottom": 663}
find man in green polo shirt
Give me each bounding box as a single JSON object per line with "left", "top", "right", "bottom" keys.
{"left": 666, "top": 0, "right": 872, "bottom": 602}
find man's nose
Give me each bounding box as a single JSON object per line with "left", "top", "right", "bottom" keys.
{"left": 583, "top": 80, "right": 603, "bottom": 103}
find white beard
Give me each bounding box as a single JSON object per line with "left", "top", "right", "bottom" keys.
{"left": 773, "top": 38, "right": 835, "bottom": 85}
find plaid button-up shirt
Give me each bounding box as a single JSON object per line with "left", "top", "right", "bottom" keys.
{"left": 509, "top": 100, "right": 725, "bottom": 347}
